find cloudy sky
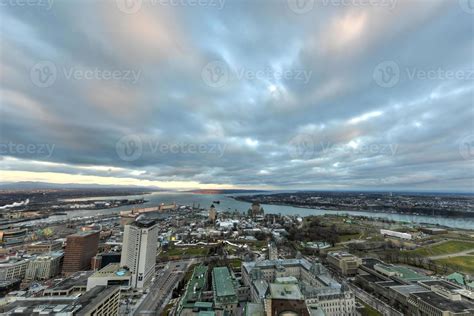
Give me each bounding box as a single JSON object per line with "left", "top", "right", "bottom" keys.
{"left": 0, "top": 0, "right": 473, "bottom": 191}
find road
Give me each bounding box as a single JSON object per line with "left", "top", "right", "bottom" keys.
{"left": 133, "top": 260, "right": 193, "bottom": 316}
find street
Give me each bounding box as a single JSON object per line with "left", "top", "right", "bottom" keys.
{"left": 133, "top": 260, "right": 193, "bottom": 316}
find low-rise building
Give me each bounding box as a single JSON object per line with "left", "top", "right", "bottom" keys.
{"left": 27, "top": 241, "right": 62, "bottom": 255}
{"left": 212, "top": 266, "right": 238, "bottom": 315}
{"left": 86, "top": 263, "right": 131, "bottom": 291}
{"left": 243, "top": 258, "right": 356, "bottom": 316}
{"left": 0, "top": 257, "right": 29, "bottom": 281}
{"left": 43, "top": 271, "right": 93, "bottom": 297}
{"left": 0, "top": 285, "right": 120, "bottom": 315}
{"left": 326, "top": 252, "right": 362, "bottom": 276}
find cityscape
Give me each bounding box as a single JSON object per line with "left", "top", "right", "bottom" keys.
{"left": 1, "top": 0, "right": 474, "bottom": 316}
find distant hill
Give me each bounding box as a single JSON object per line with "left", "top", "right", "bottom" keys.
{"left": 189, "top": 189, "right": 268, "bottom": 194}
{"left": 0, "top": 181, "right": 159, "bottom": 191}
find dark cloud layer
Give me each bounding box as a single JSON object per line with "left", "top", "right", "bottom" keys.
{"left": 0, "top": 0, "right": 473, "bottom": 190}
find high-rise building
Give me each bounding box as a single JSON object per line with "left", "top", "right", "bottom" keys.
{"left": 120, "top": 219, "right": 158, "bottom": 288}
{"left": 209, "top": 204, "right": 217, "bottom": 222}
{"left": 62, "top": 231, "right": 99, "bottom": 275}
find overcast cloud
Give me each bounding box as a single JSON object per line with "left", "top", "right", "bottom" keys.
{"left": 0, "top": 0, "right": 473, "bottom": 191}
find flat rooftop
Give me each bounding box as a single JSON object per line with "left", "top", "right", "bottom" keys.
{"left": 212, "top": 267, "right": 236, "bottom": 298}
{"left": 0, "top": 286, "right": 118, "bottom": 315}
{"left": 68, "top": 231, "right": 99, "bottom": 237}
{"left": 45, "top": 271, "right": 93, "bottom": 292}
{"left": 412, "top": 291, "right": 474, "bottom": 313}
{"left": 90, "top": 263, "right": 131, "bottom": 278}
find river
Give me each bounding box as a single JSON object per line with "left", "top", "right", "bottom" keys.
{"left": 30, "top": 191, "right": 474, "bottom": 230}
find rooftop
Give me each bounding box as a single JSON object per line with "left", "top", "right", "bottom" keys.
{"left": 0, "top": 286, "right": 119, "bottom": 315}
{"left": 44, "top": 271, "right": 92, "bottom": 292}
{"left": 269, "top": 283, "right": 304, "bottom": 300}
{"left": 212, "top": 266, "right": 237, "bottom": 303}
{"left": 131, "top": 219, "right": 157, "bottom": 228}
{"left": 68, "top": 231, "right": 99, "bottom": 238}
{"left": 412, "top": 291, "right": 474, "bottom": 313}
{"left": 89, "top": 263, "right": 131, "bottom": 278}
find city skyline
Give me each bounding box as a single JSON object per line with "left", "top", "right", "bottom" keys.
{"left": 1, "top": 0, "right": 473, "bottom": 191}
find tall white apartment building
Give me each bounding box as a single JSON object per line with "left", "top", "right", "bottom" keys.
{"left": 120, "top": 219, "right": 158, "bottom": 288}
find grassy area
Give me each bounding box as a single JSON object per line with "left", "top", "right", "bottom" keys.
{"left": 339, "top": 233, "right": 362, "bottom": 242}
{"left": 407, "top": 240, "right": 474, "bottom": 257}
{"left": 435, "top": 256, "right": 474, "bottom": 274}
{"left": 161, "top": 246, "right": 209, "bottom": 257}
{"left": 228, "top": 258, "right": 242, "bottom": 270}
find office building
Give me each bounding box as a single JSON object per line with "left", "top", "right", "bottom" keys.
{"left": 326, "top": 251, "right": 362, "bottom": 276}
{"left": 0, "top": 229, "right": 27, "bottom": 247}
{"left": 120, "top": 219, "right": 158, "bottom": 288}
{"left": 243, "top": 258, "right": 356, "bottom": 316}
{"left": 1, "top": 285, "right": 120, "bottom": 315}
{"left": 0, "top": 257, "right": 29, "bottom": 281}
{"left": 209, "top": 204, "right": 217, "bottom": 222}
{"left": 212, "top": 266, "right": 238, "bottom": 315}
{"left": 27, "top": 240, "right": 62, "bottom": 255}
{"left": 62, "top": 231, "right": 99, "bottom": 275}
{"left": 86, "top": 263, "right": 131, "bottom": 291}
{"left": 25, "top": 251, "right": 63, "bottom": 281}
{"left": 43, "top": 271, "right": 92, "bottom": 297}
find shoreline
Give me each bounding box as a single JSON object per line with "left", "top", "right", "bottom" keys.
{"left": 233, "top": 197, "right": 474, "bottom": 220}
